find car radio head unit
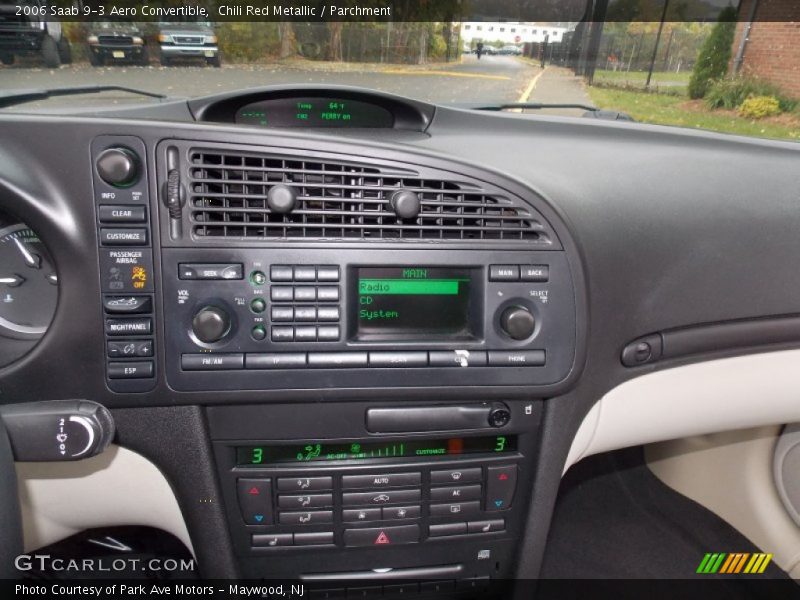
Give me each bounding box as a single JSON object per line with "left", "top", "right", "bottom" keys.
{"left": 355, "top": 266, "right": 478, "bottom": 341}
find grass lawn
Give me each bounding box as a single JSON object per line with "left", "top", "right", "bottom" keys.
{"left": 592, "top": 69, "right": 690, "bottom": 93}
{"left": 587, "top": 86, "right": 800, "bottom": 141}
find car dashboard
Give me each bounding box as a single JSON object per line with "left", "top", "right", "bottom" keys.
{"left": 1, "top": 86, "right": 799, "bottom": 590}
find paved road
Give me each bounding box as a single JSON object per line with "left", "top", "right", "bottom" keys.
{"left": 0, "top": 54, "right": 540, "bottom": 107}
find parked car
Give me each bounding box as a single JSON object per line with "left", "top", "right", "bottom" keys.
{"left": 0, "top": 0, "right": 70, "bottom": 67}
{"left": 86, "top": 22, "right": 148, "bottom": 66}
{"left": 157, "top": 21, "right": 219, "bottom": 67}
{"left": 498, "top": 44, "right": 523, "bottom": 56}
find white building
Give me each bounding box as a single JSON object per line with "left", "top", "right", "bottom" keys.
{"left": 460, "top": 22, "right": 570, "bottom": 46}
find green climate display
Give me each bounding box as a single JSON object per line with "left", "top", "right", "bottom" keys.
{"left": 235, "top": 97, "right": 394, "bottom": 128}
{"left": 237, "top": 436, "right": 516, "bottom": 465}
{"left": 356, "top": 267, "right": 475, "bottom": 339}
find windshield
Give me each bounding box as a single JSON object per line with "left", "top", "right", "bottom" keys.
{"left": 0, "top": 1, "right": 796, "bottom": 141}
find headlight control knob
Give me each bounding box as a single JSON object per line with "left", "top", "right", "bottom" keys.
{"left": 96, "top": 147, "right": 140, "bottom": 188}
{"left": 192, "top": 305, "right": 231, "bottom": 344}
{"left": 499, "top": 305, "right": 535, "bottom": 340}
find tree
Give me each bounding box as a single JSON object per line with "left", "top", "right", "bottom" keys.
{"left": 278, "top": 23, "right": 297, "bottom": 59}
{"left": 688, "top": 6, "right": 738, "bottom": 99}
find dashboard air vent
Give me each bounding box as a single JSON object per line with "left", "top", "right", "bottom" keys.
{"left": 187, "top": 148, "right": 552, "bottom": 244}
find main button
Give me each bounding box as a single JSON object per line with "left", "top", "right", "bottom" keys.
{"left": 342, "top": 472, "right": 421, "bottom": 490}
{"left": 430, "top": 468, "right": 482, "bottom": 485}
{"left": 100, "top": 228, "right": 148, "bottom": 246}
{"left": 489, "top": 265, "right": 519, "bottom": 281}
{"left": 343, "top": 525, "right": 419, "bottom": 547}
{"left": 279, "top": 511, "right": 333, "bottom": 526}
{"left": 246, "top": 353, "right": 307, "bottom": 369}
{"left": 107, "top": 361, "right": 153, "bottom": 379}
{"left": 342, "top": 489, "right": 421, "bottom": 506}
{"left": 178, "top": 263, "right": 243, "bottom": 280}
{"left": 181, "top": 354, "right": 244, "bottom": 370}
{"left": 277, "top": 494, "right": 333, "bottom": 509}
{"left": 308, "top": 353, "right": 368, "bottom": 368}
{"left": 98, "top": 205, "right": 146, "bottom": 224}
{"left": 487, "top": 350, "right": 546, "bottom": 367}
{"left": 368, "top": 352, "right": 428, "bottom": 368}
{"left": 277, "top": 477, "right": 332, "bottom": 492}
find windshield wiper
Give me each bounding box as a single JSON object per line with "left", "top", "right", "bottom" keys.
{"left": 0, "top": 85, "right": 167, "bottom": 109}
{"left": 470, "top": 102, "right": 634, "bottom": 122}
{"left": 473, "top": 102, "right": 600, "bottom": 112}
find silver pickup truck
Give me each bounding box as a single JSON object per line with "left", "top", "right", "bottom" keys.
{"left": 157, "top": 21, "right": 220, "bottom": 67}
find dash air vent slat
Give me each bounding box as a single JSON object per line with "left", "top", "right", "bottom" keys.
{"left": 186, "top": 147, "right": 553, "bottom": 244}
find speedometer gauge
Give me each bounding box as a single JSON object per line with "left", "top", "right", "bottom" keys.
{"left": 0, "top": 220, "right": 58, "bottom": 367}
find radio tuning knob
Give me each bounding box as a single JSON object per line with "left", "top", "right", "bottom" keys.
{"left": 95, "top": 147, "right": 140, "bottom": 188}
{"left": 192, "top": 306, "right": 231, "bottom": 344}
{"left": 500, "top": 305, "right": 535, "bottom": 340}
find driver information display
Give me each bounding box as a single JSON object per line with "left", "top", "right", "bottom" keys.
{"left": 237, "top": 435, "right": 516, "bottom": 465}
{"left": 235, "top": 97, "right": 394, "bottom": 128}
{"left": 355, "top": 266, "right": 475, "bottom": 339}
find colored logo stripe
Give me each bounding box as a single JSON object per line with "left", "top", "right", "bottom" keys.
{"left": 698, "top": 553, "right": 773, "bottom": 574}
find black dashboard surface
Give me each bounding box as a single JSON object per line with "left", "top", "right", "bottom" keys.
{"left": 1, "top": 90, "right": 798, "bottom": 581}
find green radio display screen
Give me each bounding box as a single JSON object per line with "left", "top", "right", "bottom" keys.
{"left": 355, "top": 266, "right": 476, "bottom": 339}
{"left": 237, "top": 435, "right": 516, "bottom": 465}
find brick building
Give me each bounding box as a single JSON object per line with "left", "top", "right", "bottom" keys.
{"left": 731, "top": 0, "right": 800, "bottom": 98}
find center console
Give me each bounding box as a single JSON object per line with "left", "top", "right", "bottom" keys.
{"left": 87, "top": 131, "right": 582, "bottom": 590}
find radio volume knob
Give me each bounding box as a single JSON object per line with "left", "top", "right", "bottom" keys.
{"left": 499, "top": 306, "right": 535, "bottom": 340}
{"left": 96, "top": 147, "right": 139, "bottom": 188}
{"left": 192, "top": 306, "right": 231, "bottom": 344}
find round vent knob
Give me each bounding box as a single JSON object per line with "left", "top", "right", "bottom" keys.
{"left": 267, "top": 184, "right": 298, "bottom": 214}
{"left": 390, "top": 190, "right": 421, "bottom": 219}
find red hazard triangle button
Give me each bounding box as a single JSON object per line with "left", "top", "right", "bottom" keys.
{"left": 248, "top": 486, "right": 260, "bottom": 495}
{"left": 374, "top": 531, "right": 391, "bottom": 545}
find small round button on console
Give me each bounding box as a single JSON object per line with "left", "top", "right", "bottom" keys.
{"left": 488, "top": 404, "right": 511, "bottom": 428}
{"left": 499, "top": 305, "right": 535, "bottom": 340}
{"left": 96, "top": 147, "right": 139, "bottom": 188}
{"left": 192, "top": 305, "right": 231, "bottom": 344}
